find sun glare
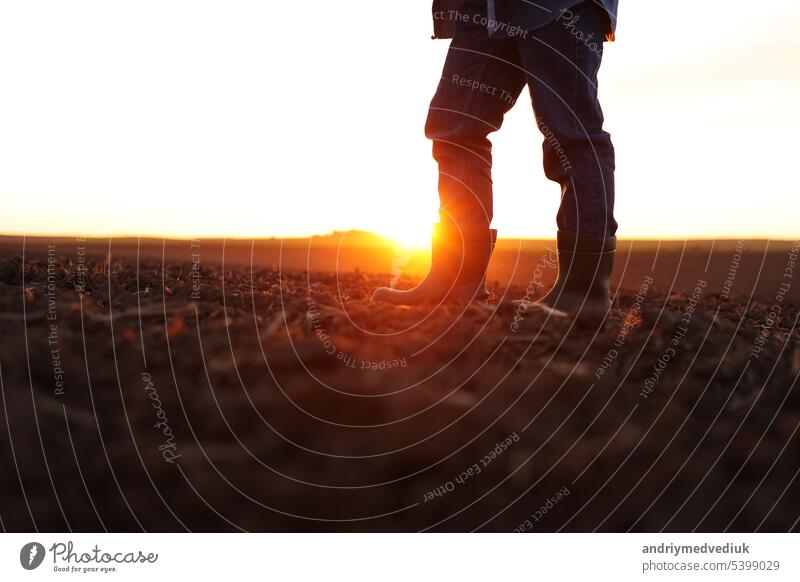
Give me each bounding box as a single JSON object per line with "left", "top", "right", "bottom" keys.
{"left": 380, "top": 223, "right": 433, "bottom": 250}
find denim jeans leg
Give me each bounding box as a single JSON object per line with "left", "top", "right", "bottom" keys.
{"left": 425, "top": 0, "right": 526, "bottom": 230}
{"left": 515, "top": 1, "right": 617, "bottom": 238}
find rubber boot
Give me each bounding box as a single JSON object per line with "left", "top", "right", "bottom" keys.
{"left": 535, "top": 231, "right": 616, "bottom": 317}
{"left": 371, "top": 223, "right": 497, "bottom": 305}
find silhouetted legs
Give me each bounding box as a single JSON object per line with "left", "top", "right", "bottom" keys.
{"left": 425, "top": 0, "right": 617, "bottom": 238}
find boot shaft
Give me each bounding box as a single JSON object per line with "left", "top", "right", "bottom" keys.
{"left": 555, "top": 231, "right": 616, "bottom": 299}
{"left": 432, "top": 222, "right": 497, "bottom": 289}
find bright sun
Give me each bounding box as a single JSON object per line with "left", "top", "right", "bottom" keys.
{"left": 380, "top": 223, "right": 433, "bottom": 250}
{"left": 370, "top": 205, "right": 436, "bottom": 249}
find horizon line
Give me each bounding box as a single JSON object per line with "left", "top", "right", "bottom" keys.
{"left": 0, "top": 231, "right": 795, "bottom": 244}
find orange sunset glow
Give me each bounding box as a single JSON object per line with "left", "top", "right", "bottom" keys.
{"left": 0, "top": 1, "right": 798, "bottom": 242}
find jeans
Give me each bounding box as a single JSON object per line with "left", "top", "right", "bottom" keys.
{"left": 425, "top": 0, "right": 617, "bottom": 238}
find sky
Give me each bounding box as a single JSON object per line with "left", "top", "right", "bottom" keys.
{"left": 0, "top": 0, "right": 798, "bottom": 245}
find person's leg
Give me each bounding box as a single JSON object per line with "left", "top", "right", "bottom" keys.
{"left": 424, "top": 0, "right": 527, "bottom": 230}
{"left": 518, "top": 2, "right": 616, "bottom": 237}
{"left": 372, "top": 0, "right": 525, "bottom": 305}
{"left": 516, "top": 1, "right": 617, "bottom": 315}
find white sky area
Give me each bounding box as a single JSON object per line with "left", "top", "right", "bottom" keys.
{"left": 0, "top": 0, "right": 798, "bottom": 243}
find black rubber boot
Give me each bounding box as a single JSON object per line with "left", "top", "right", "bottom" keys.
{"left": 371, "top": 223, "right": 497, "bottom": 305}
{"left": 536, "top": 231, "right": 616, "bottom": 317}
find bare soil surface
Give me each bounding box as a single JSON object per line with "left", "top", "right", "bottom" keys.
{"left": 1, "top": 253, "right": 799, "bottom": 531}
